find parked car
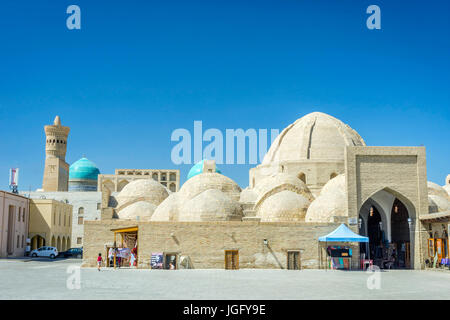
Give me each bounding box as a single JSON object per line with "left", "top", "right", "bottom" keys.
{"left": 59, "top": 247, "right": 83, "bottom": 259}
{"left": 30, "top": 246, "right": 58, "bottom": 259}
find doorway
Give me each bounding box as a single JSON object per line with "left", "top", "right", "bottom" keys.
{"left": 225, "top": 250, "right": 239, "bottom": 270}
{"left": 390, "top": 198, "right": 410, "bottom": 268}
{"left": 287, "top": 251, "right": 301, "bottom": 270}
{"left": 164, "top": 253, "right": 178, "bottom": 270}
{"left": 367, "top": 206, "right": 382, "bottom": 262}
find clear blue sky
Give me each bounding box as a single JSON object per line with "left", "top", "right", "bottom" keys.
{"left": 0, "top": 0, "right": 448, "bottom": 191}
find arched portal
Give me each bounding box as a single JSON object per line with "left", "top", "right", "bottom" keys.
{"left": 359, "top": 188, "right": 415, "bottom": 269}
{"left": 61, "top": 237, "right": 66, "bottom": 251}
{"left": 51, "top": 236, "right": 56, "bottom": 248}
{"left": 57, "top": 236, "right": 61, "bottom": 251}
{"left": 117, "top": 180, "right": 129, "bottom": 192}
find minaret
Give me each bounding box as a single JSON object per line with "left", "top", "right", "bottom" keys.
{"left": 42, "top": 116, "right": 70, "bottom": 191}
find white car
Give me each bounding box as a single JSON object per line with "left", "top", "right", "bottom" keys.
{"left": 30, "top": 246, "right": 58, "bottom": 259}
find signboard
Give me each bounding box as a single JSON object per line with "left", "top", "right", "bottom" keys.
{"left": 9, "top": 168, "right": 19, "bottom": 186}
{"left": 328, "top": 247, "right": 352, "bottom": 258}
{"left": 151, "top": 252, "right": 163, "bottom": 269}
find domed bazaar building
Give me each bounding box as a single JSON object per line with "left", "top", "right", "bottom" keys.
{"left": 82, "top": 112, "right": 449, "bottom": 271}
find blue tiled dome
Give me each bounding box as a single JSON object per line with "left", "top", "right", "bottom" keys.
{"left": 69, "top": 157, "right": 100, "bottom": 181}
{"left": 187, "top": 160, "right": 221, "bottom": 180}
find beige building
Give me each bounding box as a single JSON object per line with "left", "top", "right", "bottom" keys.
{"left": 98, "top": 169, "right": 180, "bottom": 193}
{"left": 29, "top": 199, "right": 73, "bottom": 251}
{"left": 79, "top": 111, "right": 448, "bottom": 270}
{"left": 0, "top": 191, "right": 30, "bottom": 257}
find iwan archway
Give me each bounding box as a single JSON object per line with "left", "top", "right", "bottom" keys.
{"left": 358, "top": 188, "right": 414, "bottom": 269}
{"left": 346, "top": 146, "right": 428, "bottom": 270}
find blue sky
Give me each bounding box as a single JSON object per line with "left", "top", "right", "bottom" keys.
{"left": 0, "top": 0, "right": 448, "bottom": 191}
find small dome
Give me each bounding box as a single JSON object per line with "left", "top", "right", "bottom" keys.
{"left": 253, "top": 173, "right": 314, "bottom": 210}
{"left": 305, "top": 191, "right": 347, "bottom": 222}
{"left": 116, "top": 179, "right": 169, "bottom": 210}
{"left": 258, "top": 190, "right": 310, "bottom": 222}
{"left": 178, "top": 189, "right": 242, "bottom": 221}
{"left": 305, "top": 174, "right": 347, "bottom": 222}
{"left": 69, "top": 158, "right": 100, "bottom": 181}
{"left": 187, "top": 160, "right": 221, "bottom": 180}
{"left": 428, "top": 181, "right": 449, "bottom": 199}
{"left": 179, "top": 172, "right": 241, "bottom": 202}
{"left": 428, "top": 195, "right": 450, "bottom": 214}
{"left": 262, "top": 112, "right": 365, "bottom": 165}
{"left": 118, "top": 201, "right": 157, "bottom": 221}
{"left": 151, "top": 193, "right": 181, "bottom": 222}
{"left": 319, "top": 174, "right": 345, "bottom": 195}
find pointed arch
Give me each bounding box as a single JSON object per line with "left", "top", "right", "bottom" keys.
{"left": 117, "top": 179, "right": 129, "bottom": 192}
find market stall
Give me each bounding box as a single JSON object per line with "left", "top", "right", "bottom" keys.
{"left": 318, "top": 224, "right": 369, "bottom": 270}
{"left": 110, "top": 226, "right": 138, "bottom": 269}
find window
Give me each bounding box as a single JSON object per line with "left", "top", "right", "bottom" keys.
{"left": 78, "top": 207, "right": 84, "bottom": 215}
{"left": 17, "top": 235, "right": 20, "bottom": 248}
{"left": 22, "top": 209, "right": 25, "bottom": 222}
{"left": 97, "top": 203, "right": 101, "bottom": 210}
{"left": 78, "top": 216, "right": 84, "bottom": 225}
{"left": 22, "top": 235, "right": 24, "bottom": 248}
{"left": 77, "top": 237, "right": 82, "bottom": 245}
{"left": 18, "top": 208, "right": 21, "bottom": 221}
{"left": 59, "top": 212, "right": 61, "bottom": 226}
{"left": 64, "top": 214, "right": 66, "bottom": 226}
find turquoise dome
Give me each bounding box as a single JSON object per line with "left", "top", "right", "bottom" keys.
{"left": 187, "top": 160, "right": 221, "bottom": 180}
{"left": 69, "top": 157, "right": 100, "bottom": 181}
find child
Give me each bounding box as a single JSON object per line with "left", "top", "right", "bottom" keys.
{"left": 97, "top": 253, "right": 103, "bottom": 271}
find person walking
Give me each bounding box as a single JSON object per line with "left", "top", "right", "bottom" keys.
{"left": 97, "top": 253, "right": 103, "bottom": 271}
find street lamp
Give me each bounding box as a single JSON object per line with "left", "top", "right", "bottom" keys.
{"left": 379, "top": 221, "right": 383, "bottom": 230}
{"left": 358, "top": 218, "right": 362, "bottom": 229}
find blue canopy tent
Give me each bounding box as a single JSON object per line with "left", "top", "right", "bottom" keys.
{"left": 318, "top": 224, "right": 369, "bottom": 270}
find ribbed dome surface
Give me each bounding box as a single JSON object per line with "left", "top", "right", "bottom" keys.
{"left": 262, "top": 112, "right": 365, "bottom": 165}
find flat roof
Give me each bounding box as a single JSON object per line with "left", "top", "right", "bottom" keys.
{"left": 419, "top": 211, "right": 450, "bottom": 222}
{"left": 0, "top": 190, "right": 30, "bottom": 200}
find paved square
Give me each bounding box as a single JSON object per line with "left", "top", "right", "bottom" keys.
{"left": 0, "top": 258, "right": 449, "bottom": 299}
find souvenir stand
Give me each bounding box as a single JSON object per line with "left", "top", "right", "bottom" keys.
{"left": 318, "top": 224, "right": 369, "bottom": 270}
{"left": 110, "top": 226, "right": 139, "bottom": 269}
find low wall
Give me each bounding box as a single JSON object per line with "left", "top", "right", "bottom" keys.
{"left": 83, "top": 220, "right": 360, "bottom": 269}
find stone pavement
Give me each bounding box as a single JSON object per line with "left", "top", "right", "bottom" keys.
{"left": 0, "top": 258, "right": 449, "bottom": 300}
